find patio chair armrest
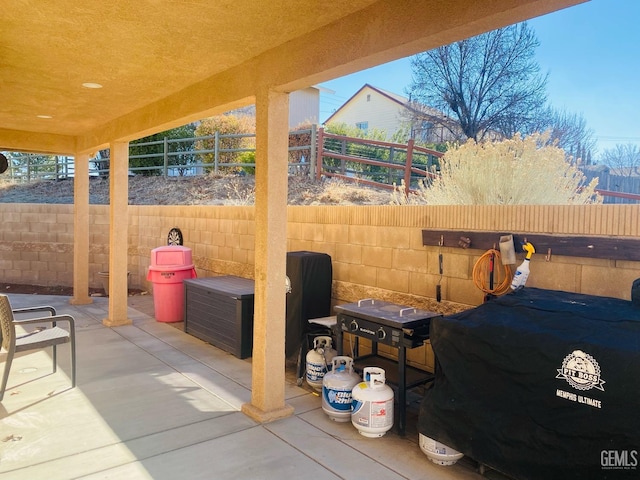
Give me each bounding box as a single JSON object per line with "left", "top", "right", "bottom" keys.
{"left": 12, "top": 305, "right": 57, "bottom": 316}
{"left": 13, "top": 314, "right": 75, "bottom": 329}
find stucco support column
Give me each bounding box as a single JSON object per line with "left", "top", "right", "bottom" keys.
{"left": 241, "top": 88, "right": 294, "bottom": 423}
{"left": 70, "top": 152, "right": 93, "bottom": 305}
{"left": 103, "top": 141, "right": 132, "bottom": 327}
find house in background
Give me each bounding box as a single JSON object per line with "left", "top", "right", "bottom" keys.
{"left": 289, "top": 86, "right": 325, "bottom": 128}
{"left": 235, "top": 86, "right": 324, "bottom": 128}
{"left": 323, "top": 83, "right": 455, "bottom": 143}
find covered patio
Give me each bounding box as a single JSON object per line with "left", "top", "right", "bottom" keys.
{"left": 0, "top": 293, "right": 496, "bottom": 479}
{"left": 1, "top": 0, "right": 585, "bottom": 440}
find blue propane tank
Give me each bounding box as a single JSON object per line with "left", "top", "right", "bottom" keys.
{"left": 322, "top": 356, "right": 361, "bottom": 422}
{"left": 305, "top": 336, "right": 337, "bottom": 391}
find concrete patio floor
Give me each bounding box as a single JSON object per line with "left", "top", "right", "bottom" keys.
{"left": 1, "top": 293, "right": 498, "bottom": 480}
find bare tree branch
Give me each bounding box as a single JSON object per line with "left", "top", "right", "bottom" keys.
{"left": 600, "top": 144, "right": 640, "bottom": 176}
{"left": 407, "top": 23, "right": 547, "bottom": 141}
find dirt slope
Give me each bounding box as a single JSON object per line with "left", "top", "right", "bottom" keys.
{"left": 0, "top": 174, "right": 391, "bottom": 206}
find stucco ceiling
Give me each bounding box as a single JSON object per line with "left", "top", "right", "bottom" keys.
{"left": 1, "top": 0, "right": 585, "bottom": 154}
{"left": 2, "top": 0, "right": 377, "bottom": 136}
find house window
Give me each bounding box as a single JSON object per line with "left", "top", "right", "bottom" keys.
{"left": 419, "top": 121, "right": 433, "bottom": 142}
{"left": 355, "top": 121, "right": 368, "bottom": 132}
{"left": 366, "top": 94, "right": 371, "bottom": 102}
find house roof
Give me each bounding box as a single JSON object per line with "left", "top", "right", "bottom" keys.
{"left": 372, "top": 86, "right": 410, "bottom": 105}
{"left": 1, "top": 0, "right": 584, "bottom": 155}
{"left": 324, "top": 84, "right": 409, "bottom": 124}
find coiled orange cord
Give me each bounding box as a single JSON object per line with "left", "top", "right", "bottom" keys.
{"left": 472, "top": 248, "right": 512, "bottom": 296}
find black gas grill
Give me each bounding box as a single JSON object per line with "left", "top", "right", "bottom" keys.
{"left": 335, "top": 299, "right": 437, "bottom": 348}
{"left": 334, "top": 299, "right": 441, "bottom": 435}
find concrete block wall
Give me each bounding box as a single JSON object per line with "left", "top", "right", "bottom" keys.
{"left": 0, "top": 204, "right": 75, "bottom": 286}
{"left": 89, "top": 206, "right": 110, "bottom": 287}
{"left": 2, "top": 202, "right": 640, "bottom": 372}
{"left": 131, "top": 205, "right": 257, "bottom": 289}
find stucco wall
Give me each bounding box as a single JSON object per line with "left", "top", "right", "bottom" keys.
{"left": 2, "top": 203, "right": 639, "bottom": 371}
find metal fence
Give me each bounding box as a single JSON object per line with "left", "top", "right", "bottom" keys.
{"left": 93, "top": 128, "right": 315, "bottom": 178}
{"left": 3, "top": 127, "right": 640, "bottom": 204}
{"left": 3, "top": 155, "right": 76, "bottom": 183}
{"left": 316, "top": 128, "right": 443, "bottom": 194}
{"left": 2, "top": 128, "right": 315, "bottom": 181}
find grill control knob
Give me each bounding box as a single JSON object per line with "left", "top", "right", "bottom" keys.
{"left": 349, "top": 320, "right": 359, "bottom": 332}
{"left": 377, "top": 328, "right": 386, "bottom": 340}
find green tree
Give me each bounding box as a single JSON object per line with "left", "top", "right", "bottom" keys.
{"left": 129, "top": 123, "right": 197, "bottom": 176}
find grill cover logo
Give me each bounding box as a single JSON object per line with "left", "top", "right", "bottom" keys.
{"left": 556, "top": 350, "right": 605, "bottom": 391}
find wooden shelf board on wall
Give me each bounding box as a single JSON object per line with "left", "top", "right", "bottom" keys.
{"left": 422, "top": 230, "right": 640, "bottom": 262}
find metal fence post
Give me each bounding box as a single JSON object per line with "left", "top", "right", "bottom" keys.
{"left": 340, "top": 138, "right": 346, "bottom": 175}
{"left": 316, "top": 127, "right": 324, "bottom": 181}
{"left": 388, "top": 146, "right": 395, "bottom": 185}
{"left": 162, "top": 137, "right": 169, "bottom": 178}
{"left": 404, "top": 138, "right": 414, "bottom": 195}
{"left": 310, "top": 124, "right": 317, "bottom": 179}
{"left": 214, "top": 131, "right": 219, "bottom": 173}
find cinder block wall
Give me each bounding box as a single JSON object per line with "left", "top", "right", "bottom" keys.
{"left": 2, "top": 203, "right": 640, "bottom": 371}
{"left": 0, "top": 204, "right": 75, "bottom": 286}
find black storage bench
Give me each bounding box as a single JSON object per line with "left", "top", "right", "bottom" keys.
{"left": 183, "top": 276, "right": 255, "bottom": 359}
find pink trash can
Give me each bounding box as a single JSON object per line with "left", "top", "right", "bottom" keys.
{"left": 147, "top": 246, "right": 197, "bottom": 322}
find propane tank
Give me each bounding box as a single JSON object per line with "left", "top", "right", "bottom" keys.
{"left": 351, "top": 367, "right": 394, "bottom": 437}
{"left": 510, "top": 242, "right": 535, "bottom": 290}
{"left": 322, "top": 356, "right": 361, "bottom": 422}
{"left": 305, "top": 336, "right": 337, "bottom": 391}
{"left": 419, "top": 434, "right": 464, "bottom": 466}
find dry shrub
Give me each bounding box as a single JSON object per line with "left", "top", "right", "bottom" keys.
{"left": 223, "top": 176, "right": 255, "bottom": 205}
{"left": 392, "top": 133, "right": 602, "bottom": 205}
{"left": 0, "top": 178, "right": 16, "bottom": 189}
{"left": 315, "top": 179, "right": 380, "bottom": 205}
{"left": 288, "top": 122, "right": 313, "bottom": 174}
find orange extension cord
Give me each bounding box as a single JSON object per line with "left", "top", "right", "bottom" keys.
{"left": 472, "top": 248, "right": 512, "bottom": 296}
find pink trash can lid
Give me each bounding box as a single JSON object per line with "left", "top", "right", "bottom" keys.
{"left": 150, "top": 245, "right": 193, "bottom": 267}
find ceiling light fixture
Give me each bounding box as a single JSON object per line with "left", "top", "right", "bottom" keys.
{"left": 82, "top": 82, "right": 103, "bottom": 89}
{"left": 37, "top": 115, "right": 53, "bottom": 119}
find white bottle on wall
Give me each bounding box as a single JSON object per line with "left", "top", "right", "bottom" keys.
{"left": 510, "top": 242, "right": 535, "bottom": 290}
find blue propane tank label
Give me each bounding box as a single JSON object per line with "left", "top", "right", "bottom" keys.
{"left": 323, "top": 387, "right": 353, "bottom": 412}
{"left": 306, "top": 362, "right": 327, "bottom": 382}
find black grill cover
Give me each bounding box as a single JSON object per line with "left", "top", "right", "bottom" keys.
{"left": 419, "top": 287, "right": 640, "bottom": 480}
{"left": 285, "top": 251, "right": 332, "bottom": 358}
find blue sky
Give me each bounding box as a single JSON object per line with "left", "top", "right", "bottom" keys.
{"left": 318, "top": 0, "right": 639, "bottom": 157}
